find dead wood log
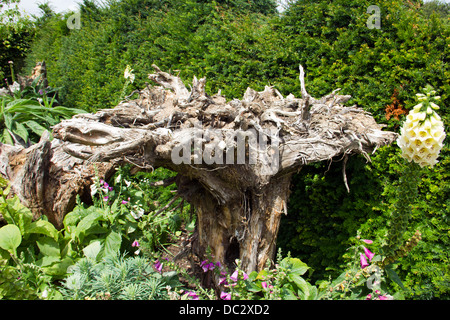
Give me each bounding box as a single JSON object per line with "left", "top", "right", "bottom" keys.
{"left": 0, "top": 65, "right": 397, "bottom": 284}
{"left": 0, "top": 131, "right": 114, "bottom": 229}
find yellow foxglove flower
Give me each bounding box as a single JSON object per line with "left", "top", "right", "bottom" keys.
{"left": 397, "top": 91, "right": 446, "bottom": 168}
{"left": 124, "top": 65, "right": 135, "bottom": 83}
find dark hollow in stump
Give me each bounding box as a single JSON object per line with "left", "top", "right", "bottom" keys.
{"left": 0, "top": 65, "right": 397, "bottom": 287}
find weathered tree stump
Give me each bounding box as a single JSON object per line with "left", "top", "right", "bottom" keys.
{"left": 0, "top": 65, "right": 396, "bottom": 283}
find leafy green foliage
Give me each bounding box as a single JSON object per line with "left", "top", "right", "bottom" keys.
{"left": 25, "top": 0, "right": 279, "bottom": 111}
{"left": 271, "top": 0, "right": 450, "bottom": 300}
{"left": 108, "top": 166, "right": 191, "bottom": 252}
{"left": 214, "top": 251, "right": 321, "bottom": 300}
{"left": 61, "top": 176, "right": 142, "bottom": 262}
{"left": 0, "top": 177, "right": 69, "bottom": 277}
{"left": 0, "top": 77, "right": 85, "bottom": 146}
{"left": 0, "top": 1, "right": 36, "bottom": 86}
{"left": 0, "top": 259, "right": 41, "bottom": 300}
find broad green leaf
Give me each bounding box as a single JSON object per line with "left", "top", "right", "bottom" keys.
{"left": 63, "top": 207, "right": 86, "bottom": 227}
{"left": 42, "top": 257, "right": 74, "bottom": 277}
{"left": 281, "top": 257, "right": 309, "bottom": 276}
{"left": 102, "top": 230, "right": 122, "bottom": 258}
{"left": 2, "top": 128, "right": 14, "bottom": 145}
{"left": 281, "top": 286, "right": 297, "bottom": 300}
{"left": 2, "top": 196, "right": 33, "bottom": 235}
{"left": 0, "top": 224, "right": 22, "bottom": 255}
{"left": 82, "top": 240, "right": 102, "bottom": 260}
{"left": 256, "top": 269, "right": 269, "bottom": 280}
{"left": 74, "top": 210, "right": 103, "bottom": 241}
{"left": 36, "top": 237, "right": 60, "bottom": 257}
{"left": 5, "top": 99, "right": 40, "bottom": 112}
{"left": 289, "top": 274, "right": 310, "bottom": 299}
{"left": 13, "top": 121, "right": 29, "bottom": 143}
{"left": 27, "top": 219, "right": 59, "bottom": 240}
{"left": 385, "top": 264, "right": 406, "bottom": 290}
{"left": 24, "top": 120, "right": 48, "bottom": 136}
{"left": 3, "top": 113, "right": 13, "bottom": 130}
{"left": 36, "top": 255, "right": 60, "bottom": 267}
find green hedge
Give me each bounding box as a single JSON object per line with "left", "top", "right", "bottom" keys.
{"left": 273, "top": 0, "right": 449, "bottom": 299}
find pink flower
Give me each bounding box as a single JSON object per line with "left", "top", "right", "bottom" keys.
{"left": 363, "top": 246, "right": 375, "bottom": 262}
{"left": 121, "top": 200, "right": 128, "bottom": 204}
{"left": 261, "top": 281, "right": 268, "bottom": 289}
{"left": 8, "top": 61, "right": 13, "bottom": 64}
{"left": 154, "top": 259, "right": 163, "bottom": 273}
{"left": 366, "top": 294, "right": 372, "bottom": 300}
{"left": 361, "top": 239, "right": 373, "bottom": 244}
{"left": 230, "top": 270, "right": 248, "bottom": 282}
{"left": 360, "top": 254, "right": 369, "bottom": 269}
{"left": 103, "top": 196, "right": 109, "bottom": 201}
{"left": 219, "top": 277, "right": 228, "bottom": 285}
{"left": 230, "top": 270, "right": 239, "bottom": 282}
{"left": 200, "top": 260, "right": 215, "bottom": 272}
{"left": 132, "top": 240, "right": 139, "bottom": 247}
{"left": 220, "top": 292, "right": 231, "bottom": 300}
{"left": 187, "top": 291, "right": 199, "bottom": 300}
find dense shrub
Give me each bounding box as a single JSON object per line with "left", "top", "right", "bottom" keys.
{"left": 24, "top": 0, "right": 278, "bottom": 111}
{"left": 0, "top": 1, "right": 36, "bottom": 85}
{"left": 275, "top": 0, "right": 450, "bottom": 299}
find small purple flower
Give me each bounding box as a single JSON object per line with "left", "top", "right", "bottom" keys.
{"left": 103, "top": 196, "right": 109, "bottom": 201}
{"left": 220, "top": 292, "right": 231, "bottom": 300}
{"left": 200, "top": 260, "right": 215, "bottom": 272}
{"left": 200, "top": 260, "right": 208, "bottom": 272}
{"left": 366, "top": 294, "right": 372, "bottom": 300}
{"left": 132, "top": 240, "right": 139, "bottom": 247}
{"left": 261, "top": 281, "right": 268, "bottom": 289}
{"left": 219, "top": 277, "right": 228, "bottom": 285}
{"left": 121, "top": 200, "right": 128, "bottom": 204}
{"left": 154, "top": 259, "right": 163, "bottom": 273}
{"left": 360, "top": 254, "right": 369, "bottom": 269}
